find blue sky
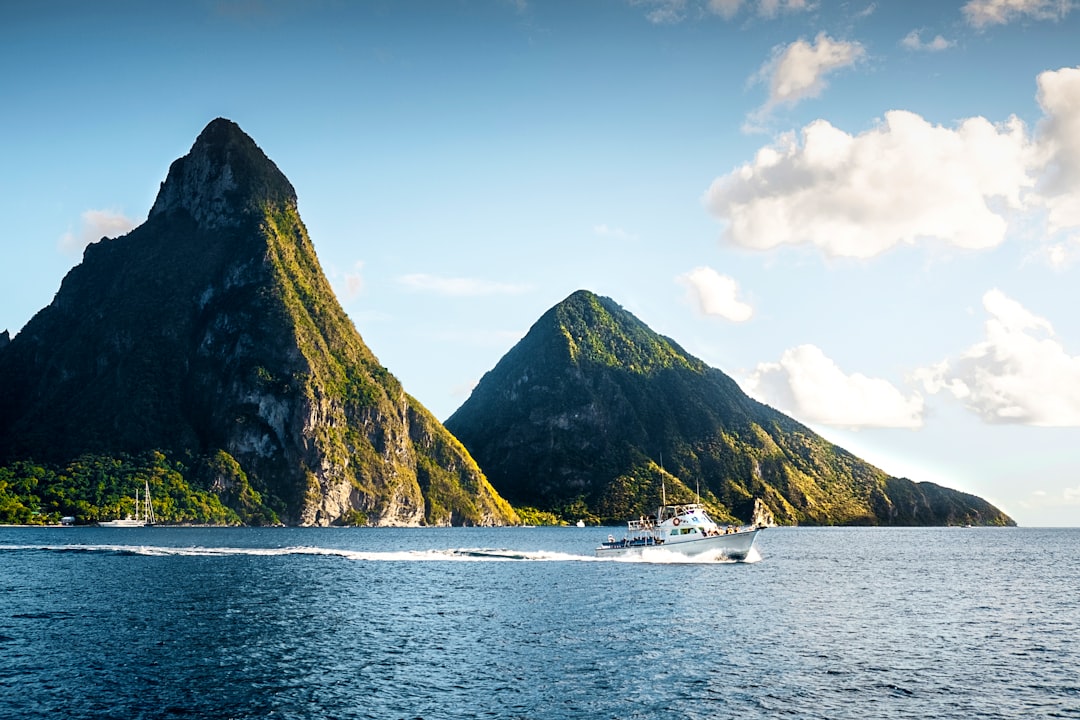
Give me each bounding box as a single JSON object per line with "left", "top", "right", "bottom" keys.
{"left": 3, "top": 0, "right": 1079, "bottom": 525}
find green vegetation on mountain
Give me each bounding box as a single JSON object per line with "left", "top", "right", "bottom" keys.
{"left": 0, "top": 118, "right": 516, "bottom": 527}
{"left": 0, "top": 452, "right": 242, "bottom": 526}
{"left": 445, "top": 290, "right": 1014, "bottom": 527}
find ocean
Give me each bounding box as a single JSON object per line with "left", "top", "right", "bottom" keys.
{"left": 0, "top": 526, "right": 1077, "bottom": 719}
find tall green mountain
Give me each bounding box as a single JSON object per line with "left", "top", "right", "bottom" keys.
{"left": 0, "top": 118, "right": 516, "bottom": 527}
{"left": 445, "top": 290, "right": 1014, "bottom": 527}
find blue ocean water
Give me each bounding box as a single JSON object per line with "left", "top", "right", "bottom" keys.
{"left": 0, "top": 526, "right": 1077, "bottom": 720}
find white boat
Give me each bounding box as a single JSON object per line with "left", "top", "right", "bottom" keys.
{"left": 595, "top": 503, "right": 760, "bottom": 560}
{"left": 98, "top": 480, "right": 157, "bottom": 527}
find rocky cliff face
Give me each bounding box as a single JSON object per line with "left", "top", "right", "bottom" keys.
{"left": 445, "top": 290, "right": 1014, "bottom": 527}
{"left": 0, "top": 118, "right": 516, "bottom": 527}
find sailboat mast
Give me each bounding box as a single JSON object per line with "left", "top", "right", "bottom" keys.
{"left": 143, "top": 479, "right": 156, "bottom": 525}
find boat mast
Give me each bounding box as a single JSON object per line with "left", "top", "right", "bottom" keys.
{"left": 143, "top": 479, "right": 156, "bottom": 525}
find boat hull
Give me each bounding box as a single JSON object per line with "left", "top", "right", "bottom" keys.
{"left": 596, "top": 528, "right": 760, "bottom": 560}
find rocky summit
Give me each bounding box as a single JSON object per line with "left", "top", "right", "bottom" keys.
{"left": 0, "top": 118, "right": 516, "bottom": 527}
{"left": 445, "top": 290, "right": 1014, "bottom": 527}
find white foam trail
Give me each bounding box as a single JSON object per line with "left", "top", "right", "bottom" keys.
{"left": 0, "top": 544, "right": 596, "bottom": 562}
{"left": 599, "top": 541, "right": 764, "bottom": 564}
{"left": 605, "top": 547, "right": 757, "bottom": 564}
{"left": 0, "top": 544, "right": 759, "bottom": 563}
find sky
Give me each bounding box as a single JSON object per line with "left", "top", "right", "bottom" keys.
{"left": 2, "top": 0, "right": 1079, "bottom": 526}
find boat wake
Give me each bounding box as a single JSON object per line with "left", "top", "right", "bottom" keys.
{"left": 0, "top": 543, "right": 759, "bottom": 563}
{"left": 0, "top": 544, "right": 591, "bottom": 562}
{"left": 607, "top": 545, "right": 762, "bottom": 564}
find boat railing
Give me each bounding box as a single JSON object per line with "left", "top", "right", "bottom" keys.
{"left": 658, "top": 503, "right": 707, "bottom": 521}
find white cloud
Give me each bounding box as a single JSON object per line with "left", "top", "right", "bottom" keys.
{"left": 962, "top": 0, "right": 1072, "bottom": 28}
{"left": 632, "top": 0, "right": 811, "bottom": 22}
{"left": 1021, "top": 485, "right": 1080, "bottom": 511}
{"left": 711, "top": 65, "right": 1080, "bottom": 259}
{"left": 340, "top": 261, "right": 364, "bottom": 301}
{"left": 398, "top": 273, "right": 530, "bottom": 297}
{"left": 632, "top": 0, "right": 689, "bottom": 23}
{"left": 759, "top": 0, "right": 811, "bottom": 16}
{"left": 706, "top": 110, "right": 1033, "bottom": 258}
{"left": 452, "top": 380, "right": 479, "bottom": 401}
{"left": 1032, "top": 66, "right": 1080, "bottom": 232}
{"left": 901, "top": 29, "right": 954, "bottom": 51}
{"left": 707, "top": 0, "right": 742, "bottom": 17}
{"left": 593, "top": 223, "right": 637, "bottom": 241}
{"left": 328, "top": 261, "right": 364, "bottom": 302}
{"left": 1025, "top": 233, "right": 1080, "bottom": 269}
{"left": 915, "top": 290, "right": 1080, "bottom": 426}
{"left": 744, "top": 344, "right": 925, "bottom": 428}
{"left": 752, "top": 33, "right": 865, "bottom": 115}
{"left": 707, "top": 0, "right": 811, "bottom": 18}
{"left": 677, "top": 266, "right": 753, "bottom": 322}
{"left": 58, "top": 209, "right": 136, "bottom": 256}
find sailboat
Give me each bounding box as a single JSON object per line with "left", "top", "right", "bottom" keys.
{"left": 98, "top": 479, "right": 157, "bottom": 527}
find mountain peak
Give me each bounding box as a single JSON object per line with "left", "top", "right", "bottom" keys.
{"left": 0, "top": 119, "right": 516, "bottom": 527}
{"left": 538, "top": 290, "right": 698, "bottom": 375}
{"left": 149, "top": 118, "right": 296, "bottom": 229}
{"left": 446, "top": 290, "right": 1015, "bottom": 527}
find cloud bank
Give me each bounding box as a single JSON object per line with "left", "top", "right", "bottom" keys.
{"left": 708, "top": 110, "right": 1031, "bottom": 257}
{"left": 708, "top": 66, "right": 1080, "bottom": 258}
{"left": 1034, "top": 66, "right": 1080, "bottom": 232}
{"left": 915, "top": 290, "right": 1080, "bottom": 426}
{"left": 744, "top": 344, "right": 925, "bottom": 428}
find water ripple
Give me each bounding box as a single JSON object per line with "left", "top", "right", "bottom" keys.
{"left": 0, "top": 526, "right": 1077, "bottom": 719}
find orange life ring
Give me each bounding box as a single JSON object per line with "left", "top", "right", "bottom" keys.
{"left": 673, "top": 518, "right": 681, "bottom": 526}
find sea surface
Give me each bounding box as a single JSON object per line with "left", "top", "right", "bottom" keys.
{"left": 0, "top": 525, "right": 1077, "bottom": 720}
